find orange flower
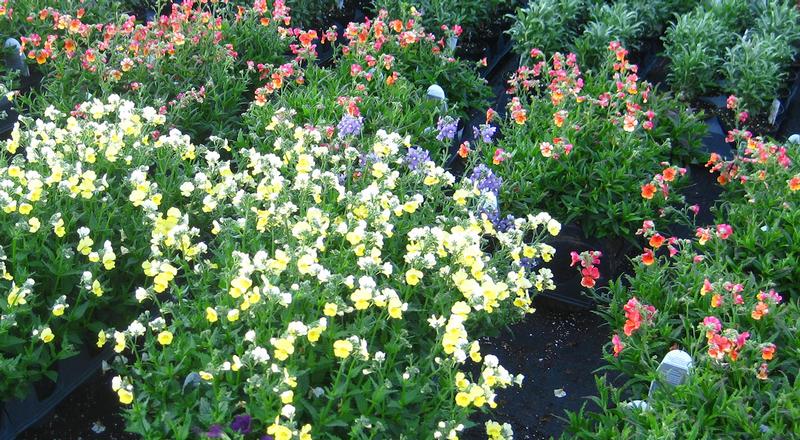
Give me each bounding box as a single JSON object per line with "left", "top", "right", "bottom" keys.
{"left": 553, "top": 110, "right": 567, "bottom": 127}
{"left": 710, "top": 294, "right": 723, "bottom": 308}
{"left": 700, "top": 278, "right": 713, "bottom": 296}
{"left": 35, "top": 50, "right": 47, "bottom": 64}
{"left": 648, "top": 233, "right": 664, "bottom": 249}
{"left": 390, "top": 19, "right": 403, "bottom": 32}
{"left": 756, "top": 363, "right": 769, "bottom": 380}
{"left": 761, "top": 344, "right": 776, "bottom": 361}
{"left": 457, "top": 142, "right": 470, "bottom": 158}
{"left": 662, "top": 167, "right": 676, "bottom": 182}
{"left": 64, "top": 38, "right": 76, "bottom": 54}
{"left": 788, "top": 176, "right": 800, "bottom": 191}
{"left": 641, "top": 183, "right": 656, "bottom": 199}
{"left": 641, "top": 248, "right": 655, "bottom": 266}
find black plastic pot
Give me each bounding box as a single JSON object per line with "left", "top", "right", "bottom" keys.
{"left": 0, "top": 345, "right": 114, "bottom": 440}
{"left": 536, "top": 224, "right": 612, "bottom": 312}
{"left": 700, "top": 115, "right": 734, "bottom": 160}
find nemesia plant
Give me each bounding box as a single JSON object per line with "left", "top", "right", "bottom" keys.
{"left": 8, "top": 0, "right": 295, "bottom": 140}
{"left": 486, "top": 42, "right": 698, "bottom": 238}
{"left": 566, "top": 219, "right": 800, "bottom": 437}
{"left": 0, "top": 96, "right": 197, "bottom": 397}
{"left": 706, "top": 118, "right": 800, "bottom": 297}
{"left": 102, "top": 102, "right": 562, "bottom": 438}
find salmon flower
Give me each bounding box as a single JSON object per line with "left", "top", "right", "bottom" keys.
{"left": 641, "top": 248, "right": 655, "bottom": 265}
{"left": 761, "top": 343, "right": 776, "bottom": 361}
{"left": 788, "top": 175, "right": 800, "bottom": 191}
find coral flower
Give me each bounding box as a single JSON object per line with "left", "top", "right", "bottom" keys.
{"left": 662, "top": 167, "right": 676, "bottom": 182}
{"left": 641, "top": 183, "right": 656, "bottom": 199}
{"left": 761, "top": 343, "right": 776, "bottom": 361}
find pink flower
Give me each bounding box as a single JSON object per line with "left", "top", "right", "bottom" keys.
{"left": 611, "top": 334, "right": 624, "bottom": 357}
{"left": 716, "top": 224, "right": 733, "bottom": 239}
{"left": 726, "top": 95, "right": 738, "bottom": 110}
{"left": 492, "top": 148, "right": 507, "bottom": 165}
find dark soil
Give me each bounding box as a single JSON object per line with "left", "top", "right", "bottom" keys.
{"left": 18, "top": 371, "right": 136, "bottom": 440}
{"left": 463, "top": 307, "right": 609, "bottom": 440}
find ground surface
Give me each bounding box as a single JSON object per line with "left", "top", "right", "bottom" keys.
{"left": 18, "top": 370, "right": 135, "bottom": 440}
{"left": 463, "top": 307, "right": 609, "bottom": 440}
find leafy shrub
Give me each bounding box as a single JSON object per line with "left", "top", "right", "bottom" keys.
{"left": 704, "top": 0, "right": 754, "bottom": 33}
{"left": 574, "top": 2, "right": 644, "bottom": 68}
{"left": 753, "top": 0, "right": 800, "bottom": 48}
{"left": 663, "top": 10, "right": 733, "bottom": 99}
{"left": 722, "top": 33, "right": 791, "bottom": 114}
{"left": 507, "top": 0, "right": 586, "bottom": 60}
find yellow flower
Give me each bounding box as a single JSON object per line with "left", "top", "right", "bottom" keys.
{"left": 18, "top": 203, "right": 33, "bottom": 215}
{"left": 229, "top": 276, "right": 252, "bottom": 298}
{"left": 97, "top": 330, "right": 107, "bottom": 348}
{"left": 387, "top": 297, "right": 404, "bottom": 319}
{"left": 157, "top": 330, "right": 173, "bottom": 346}
{"left": 52, "top": 303, "right": 66, "bottom": 316}
{"left": 53, "top": 218, "right": 66, "bottom": 237}
{"left": 267, "top": 423, "right": 292, "bottom": 440}
{"left": 323, "top": 302, "right": 338, "bottom": 317}
{"left": 91, "top": 279, "right": 103, "bottom": 297}
{"left": 333, "top": 339, "right": 353, "bottom": 358}
{"left": 227, "top": 309, "right": 240, "bottom": 322}
{"left": 547, "top": 219, "right": 561, "bottom": 236}
{"left": 455, "top": 392, "right": 472, "bottom": 407}
{"left": 405, "top": 268, "right": 423, "bottom": 286}
{"left": 114, "top": 331, "right": 126, "bottom": 353}
{"left": 307, "top": 326, "right": 323, "bottom": 343}
{"left": 117, "top": 388, "right": 134, "bottom": 405}
{"left": 40, "top": 327, "right": 55, "bottom": 343}
{"left": 206, "top": 307, "right": 218, "bottom": 323}
{"left": 280, "top": 390, "right": 294, "bottom": 404}
{"left": 273, "top": 338, "right": 295, "bottom": 361}
{"left": 451, "top": 301, "right": 471, "bottom": 317}
{"left": 199, "top": 371, "right": 214, "bottom": 381}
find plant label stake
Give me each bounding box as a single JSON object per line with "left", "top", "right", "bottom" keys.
{"left": 426, "top": 84, "right": 447, "bottom": 111}
{"left": 648, "top": 349, "right": 693, "bottom": 398}
{"left": 4, "top": 38, "right": 29, "bottom": 77}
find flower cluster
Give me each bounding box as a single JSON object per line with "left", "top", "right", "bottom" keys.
{"left": 569, "top": 250, "right": 602, "bottom": 288}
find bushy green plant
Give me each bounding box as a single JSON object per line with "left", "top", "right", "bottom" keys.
{"left": 662, "top": 10, "right": 733, "bottom": 99}
{"left": 574, "top": 2, "right": 644, "bottom": 68}
{"left": 485, "top": 45, "right": 700, "bottom": 238}
{"left": 704, "top": 0, "right": 754, "bottom": 33}
{"left": 722, "top": 33, "right": 791, "bottom": 114}
{"left": 506, "top": 0, "right": 586, "bottom": 59}
{"left": 753, "top": 0, "right": 800, "bottom": 47}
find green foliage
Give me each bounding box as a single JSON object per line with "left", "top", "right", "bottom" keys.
{"left": 574, "top": 2, "right": 644, "bottom": 68}
{"left": 373, "top": 0, "right": 511, "bottom": 36}
{"left": 507, "top": 0, "right": 586, "bottom": 59}
{"left": 722, "top": 33, "right": 791, "bottom": 114}
{"left": 662, "top": 10, "right": 733, "bottom": 100}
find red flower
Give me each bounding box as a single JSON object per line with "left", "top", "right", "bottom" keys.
{"left": 457, "top": 142, "right": 470, "bottom": 158}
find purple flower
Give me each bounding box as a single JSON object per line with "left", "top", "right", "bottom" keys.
{"left": 435, "top": 116, "right": 459, "bottom": 142}
{"left": 405, "top": 146, "right": 431, "bottom": 171}
{"left": 469, "top": 164, "right": 502, "bottom": 196}
{"left": 261, "top": 436, "right": 274, "bottom": 440}
{"left": 206, "top": 424, "right": 223, "bottom": 438}
{"left": 481, "top": 209, "right": 515, "bottom": 232}
{"left": 520, "top": 257, "right": 539, "bottom": 271}
{"left": 472, "top": 124, "right": 497, "bottom": 143}
{"left": 231, "top": 414, "right": 252, "bottom": 434}
{"left": 337, "top": 114, "right": 363, "bottom": 139}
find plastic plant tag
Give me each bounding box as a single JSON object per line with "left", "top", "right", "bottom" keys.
{"left": 768, "top": 99, "right": 780, "bottom": 125}
{"left": 426, "top": 84, "right": 447, "bottom": 111}
{"left": 4, "top": 38, "right": 30, "bottom": 77}
{"left": 447, "top": 36, "right": 458, "bottom": 51}
{"left": 648, "top": 349, "right": 692, "bottom": 399}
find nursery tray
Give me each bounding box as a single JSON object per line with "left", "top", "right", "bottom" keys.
{"left": 0, "top": 345, "right": 114, "bottom": 440}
